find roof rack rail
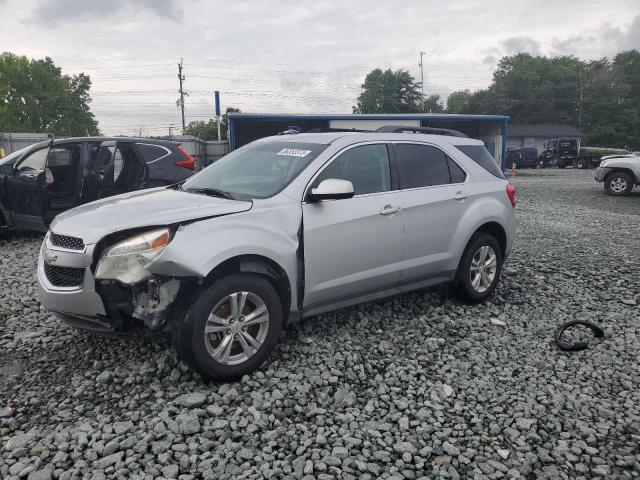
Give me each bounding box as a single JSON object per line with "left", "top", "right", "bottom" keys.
{"left": 305, "top": 127, "right": 371, "bottom": 133}
{"left": 374, "top": 125, "right": 468, "bottom": 138}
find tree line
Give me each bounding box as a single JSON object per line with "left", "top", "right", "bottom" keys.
{"left": 355, "top": 50, "right": 640, "bottom": 149}
{"left": 2, "top": 50, "right": 640, "bottom": 149}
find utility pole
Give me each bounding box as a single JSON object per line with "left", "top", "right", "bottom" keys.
{"left": 177, "top": 59, "right": 186, "bottom": 132}
{"left": 419, "top": 51, "right": 426, "bottom": 112}
{"left": 577, "top": 67, "right": 584, "bottom": 131}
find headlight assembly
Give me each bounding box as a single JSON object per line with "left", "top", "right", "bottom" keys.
{"left": 95, "top": 229, "right": 170, "bottom": 284}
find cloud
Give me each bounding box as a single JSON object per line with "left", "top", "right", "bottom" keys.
{"left": 500, "top": 36, "right": 541, "bottom": 56}
{"left": 551, "top": 14, "right": 640, "bottom": 58}
{"left": 623, "top": 15, "right": 640, "bottom": 50}
{"left": 30, "top": 0, "right": 184, "bottom": 25}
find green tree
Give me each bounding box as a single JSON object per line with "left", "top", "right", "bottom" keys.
{"left": 0, "top": 52, "right": 99, "bottom": 135}
{"left": 446, "top": 90, "right": 473, "bottom": 113}
{"left": 183, "top": 107, "right": 241, "bottom": 141}
{"left": 423, "top": 94, "right": 444, "bottom": 113}
{"left": 450, "top": 50, "right": 640, "bottom": 149}
{"left": 354, "top": 69, "right": 425, "bottom": 113}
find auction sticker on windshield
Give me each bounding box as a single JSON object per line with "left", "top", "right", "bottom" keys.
{"left": 277, "top": 148, "right": 312, "bottom": 157}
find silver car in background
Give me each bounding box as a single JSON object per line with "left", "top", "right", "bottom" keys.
{"left": 595, "top": 154, "right": 640, "bottom": 195}
{"left": 37, "top": 127, "right": 516, "bottom": 379}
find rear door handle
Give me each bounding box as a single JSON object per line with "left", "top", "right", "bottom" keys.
{"left": 454, "top": 191, "right": 469, "bottom": 201}
{"left": 380, "top": 204, "right": 401, "bottom": 216}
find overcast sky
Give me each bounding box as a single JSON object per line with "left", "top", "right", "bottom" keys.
{"left": 2, "top": 0, "right": 639, "bottom": 135}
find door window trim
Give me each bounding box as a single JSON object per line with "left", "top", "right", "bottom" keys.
{"left": 303, "top": 141, "right": 397, "bottom": 203}
{"left": 391, "top": 141, "right": 469, "bottom": 193}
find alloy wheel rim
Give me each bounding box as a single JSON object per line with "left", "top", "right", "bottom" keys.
{"left": 470, "top": 245, "right": 497, "bottom": 293}
{"left": 610, "top": 177, "right": 627, "bottom": 193}
{"left": 203, "top": 291, "right": 270, "bottom": 365}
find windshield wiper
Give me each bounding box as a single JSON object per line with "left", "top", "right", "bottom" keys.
{"left": 183, "top": 187, "right": 235, "bottom": 200}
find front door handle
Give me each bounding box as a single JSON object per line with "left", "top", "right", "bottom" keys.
{"left": 380, "top": 204, "right": 401, "bottom": 216}
{"left": 454, "top": 191, "right": 469, "bottom": 201}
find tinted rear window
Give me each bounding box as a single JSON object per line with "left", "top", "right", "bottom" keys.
{"left": 454, "top": 144, "right": 505, "bottom": 179}
{"left": 136, "top": 143, "right": 170, "bottom": 163}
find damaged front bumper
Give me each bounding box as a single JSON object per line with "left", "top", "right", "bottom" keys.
{"left": 37, "top": 237, "right": 184, "bottom": 335}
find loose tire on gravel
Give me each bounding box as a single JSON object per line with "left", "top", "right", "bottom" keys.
{"left": 172, "top": 273, "right": 283, "bottom": 380}
{"left": 453, "top": 233, "right": 503, "bottom": 304}
{"left": 604, "top": 171, "right": 634, "bottom": 196}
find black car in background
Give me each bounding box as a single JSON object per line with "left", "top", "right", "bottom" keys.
{"left": 506, "top": 147, "right": 539, "bottom": 168}
{"left": 0, "top": 137, "right": 196, "bottom": 232}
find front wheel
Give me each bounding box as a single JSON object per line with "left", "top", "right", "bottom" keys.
{"left": 576, "top": 158, "right": 586, "bottom": 169}
{"left": 604, "top": 172, "right": 634, "bottom": 196}
{"left": 453, "top": 233, "right": 503, "bottom": 304}
{"left": 538, "top": 160, "right": 545, "bottom": 169}
{"left": 172, "top": 274, "right": 283, "bottom": 380}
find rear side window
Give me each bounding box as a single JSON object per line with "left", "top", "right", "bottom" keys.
{"left": 455, "top": 144, "right": 505, "bottom": 179}
{"left": 395, "top": 144, "right": 451, "bottom": 188}
{"left": 448, "top": 158, "right": 467, "bottom": 183}
{"left": 136, "top": 144, "right": 170, "bottom": 163}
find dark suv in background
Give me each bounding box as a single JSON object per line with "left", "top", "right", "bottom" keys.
{"left": 506, "top": 147, "right": 539, "bottom": 168}
{"left": 0, "top": 137, "right": 195, "bottom": 232}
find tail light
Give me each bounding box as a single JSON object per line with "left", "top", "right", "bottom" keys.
{"left": 506, "top": 183, "right": 516, "bottom": 208}
{"left": 175, "top": 145, "right": 196, "bottom": 170}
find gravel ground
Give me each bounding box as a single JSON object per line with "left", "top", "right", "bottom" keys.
{"left": 1, "top": 168, "right": 639, "bottom": 480}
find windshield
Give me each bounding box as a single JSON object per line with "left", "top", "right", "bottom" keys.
{"left": 0, "top": 145, "right": 32, "bottom": 166}
{"left": 182, "top": 141, "right": 328, "bottom": 199}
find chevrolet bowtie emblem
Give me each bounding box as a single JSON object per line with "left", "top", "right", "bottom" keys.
{"left": 44, "top": 249, "right": 58, "bottom": 264}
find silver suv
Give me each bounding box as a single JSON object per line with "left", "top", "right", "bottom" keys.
{"left": 37, "top": 127, "right": 516, "bottom": 379}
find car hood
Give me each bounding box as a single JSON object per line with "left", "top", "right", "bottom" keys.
{"left": 50, "top": 188, "right": 252, "bottom": 244}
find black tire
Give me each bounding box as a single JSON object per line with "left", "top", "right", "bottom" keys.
{"left": 537, "top": 160, "right": 545, "bottom": 169}
{"left": 453, "top": 233, "right": 503, "bottom": 304}
{"left": 558, "top": 161, "right": 566, "bottom": 169}
{"left": 172, "top": 273, "right": 283, "bottom": 380}
{"left": 604, "top": 171, "right": 634, "bottom": 196}
{"left": 576, "top": 158, "right": 586, "bottom": 169}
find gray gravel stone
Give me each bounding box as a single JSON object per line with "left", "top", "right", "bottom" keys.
{"left": 174, "top": 392, "right": 207, "bottom": 408}
{"left": 1, "top": 170, "right": 639, "bottom": 479}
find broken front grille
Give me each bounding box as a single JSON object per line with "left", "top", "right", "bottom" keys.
{"left": 50, "top": 233, "right": 85, "bottom": 251}
{"left": 44, "top": 263, "right": 85, "bottom": 288}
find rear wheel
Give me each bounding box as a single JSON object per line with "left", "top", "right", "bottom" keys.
{"left": 173, "top": 274, "right": 283, "bottom": 380}
{"left": 576, "top": 158, "right": 586, "bottom": 169}
{"left": 453, "top": 233, "right": 503, "bottom": 304}
{"left": 604, "top": 171, "right": 633, "bottom": 196}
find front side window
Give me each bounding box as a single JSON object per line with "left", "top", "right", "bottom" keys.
{"left": 17, "top": 148, "right": 49, "bottom": 172}
{"left": 313, "top": 144, "right": 391, "bottom": 196}
{"left": 396, "top": 144, "right": 451, "bottom": 189}
{"left": 183, "top": 141, "right": 327, "bottom": 199}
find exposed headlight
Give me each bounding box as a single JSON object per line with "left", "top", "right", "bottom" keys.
{"left": 599, "top": 160, "right": 609, "bottom": 167}
{"left": 95, "top": 229, "right": 170, "bottom": 284}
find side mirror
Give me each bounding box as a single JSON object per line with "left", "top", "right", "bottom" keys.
{"left": 0, "top": 164, "right": 14, "bottom": 175}
{"left": 309, "top": 179, "right": 354, "bottom": 201}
